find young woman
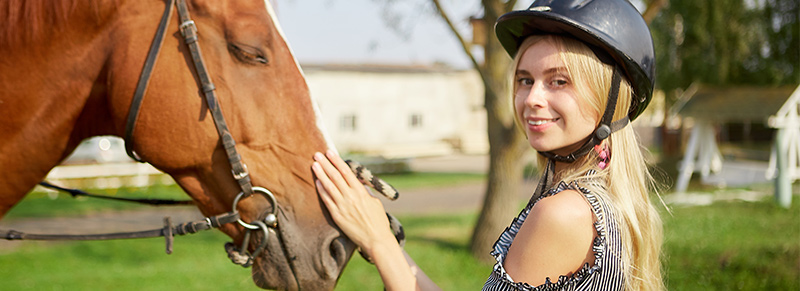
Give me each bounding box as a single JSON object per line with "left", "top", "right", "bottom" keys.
{"left": 312, "top": 0, "right": 664, "bottom": 290}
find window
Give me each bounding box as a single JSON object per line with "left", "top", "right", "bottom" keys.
{"left": 340, "top": 114, "right": 357, "bottom": 131}
{"left": 409, "top": 113, "right": 423, "bottom": 129}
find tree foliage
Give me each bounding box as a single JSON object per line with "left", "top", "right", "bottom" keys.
{"left": 650, "top": 0, "right": 799, "bottom": 94}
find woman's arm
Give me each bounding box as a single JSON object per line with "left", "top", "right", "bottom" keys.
{"left": 312, "top": 150, "right": 440, "bottom": 291}
{"left": 402, "top": 249, "right": 439, "bottom": 290}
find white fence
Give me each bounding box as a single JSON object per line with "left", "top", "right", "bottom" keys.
{"left": 39, "top": 162, "right": 175, "bottom": 191}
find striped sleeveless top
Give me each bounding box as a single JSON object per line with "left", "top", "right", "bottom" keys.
{"left": 483, "top": 179, "right": 625, "bottom": 291}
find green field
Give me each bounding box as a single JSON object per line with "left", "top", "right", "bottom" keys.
{"left": 1, "top": 177, "right": 797, "bottom": 290}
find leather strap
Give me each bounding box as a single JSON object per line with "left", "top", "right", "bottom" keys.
{"left": 538, "top": 65, "right": 629, "bottom": 163}
{"left": 38, "top": 181, "right": 194, "bottom": 206}
{"left": 3, "top": 211, "right": 240, "bottom": 254}
{"left": 124, "top": 0, "right": 176, "bottom": 162}
{"left": 175, "top": 0, "right": 253, "bottom": 197}
{"left": 122, "top": 0, "right": 253, "bottom": 197}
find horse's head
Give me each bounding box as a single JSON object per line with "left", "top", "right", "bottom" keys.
{"left": 106, "top": 0, "right": 355, "bottom": 289}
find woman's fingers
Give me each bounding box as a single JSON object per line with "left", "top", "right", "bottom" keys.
{"left": 315, "top": 179, "right": 342, "bottom": 220}
{"left": 312, "top": 160, "right": 344, "bottom": 204}
{"left": 314, "top": 150, "right": 369, "bottom": 201}
{"left": 314, "top": 152, "right": 350, "bottom": 190}
{"left": 325, "top": 150, "right": 364, "bottom": 191}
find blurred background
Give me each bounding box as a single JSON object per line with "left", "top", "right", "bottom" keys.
{"left": 4, "top": 0, "right": 798, "bottom": 290}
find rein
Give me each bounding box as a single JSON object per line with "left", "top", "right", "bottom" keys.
{"left": 37, "top": 181, "right": 194, "bottom": 206}
{"left": 14, "top": 161, "right": 405, "bottom": 265}
{"left": 3, "top": 212, "right": 239, "bottom": 255}
{"left": 7, "top": 162, "right": 404, "bottom": 266}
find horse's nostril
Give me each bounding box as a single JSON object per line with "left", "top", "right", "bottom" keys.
{"left": 329, "top": 237, "right": 347, "bottom": 265}
{"left": 321, "top": 236, "right": 351, "bottom": 279}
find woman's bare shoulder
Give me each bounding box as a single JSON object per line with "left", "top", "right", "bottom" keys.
{"left": 531, "top": 189, "right": 594, "bottom": 224}
{"left": 503, "top": 189, "right": 595, "bottom": 286}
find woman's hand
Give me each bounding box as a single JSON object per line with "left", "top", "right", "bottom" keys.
{"left": 313, "top": 150, "right": 439, "bottom": 291}
{"left": 312, "top": 150, "right": 395, "bottom": 256}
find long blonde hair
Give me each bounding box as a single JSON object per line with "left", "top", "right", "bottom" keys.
{"left": 512, "top": 35, "right": 664, "bottom": 291}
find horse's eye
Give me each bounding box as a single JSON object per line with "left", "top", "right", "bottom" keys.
{"left": 228, "top": 44, "right": 268, "bottom": 65}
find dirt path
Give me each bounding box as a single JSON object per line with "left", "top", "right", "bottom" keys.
{"left": 1, "top": 154, "right": 780, "bottom": 251}
{"left": 0, "top": 179, "right": 537, "bottom": 231}
{"left": 0, "top": 178, "right": 537, "bottom": 251}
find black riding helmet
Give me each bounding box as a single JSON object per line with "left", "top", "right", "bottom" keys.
{"left": 495, "top": 0, "right": 656, "bottom": 163}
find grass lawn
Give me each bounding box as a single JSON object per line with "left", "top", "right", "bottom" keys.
{"left": 1, "top": 177, "right": 797, "bottom": 290}
{"left": 662, "top": 197, "right": 799, "bottom": 290}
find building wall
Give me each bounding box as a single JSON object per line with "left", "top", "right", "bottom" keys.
{"left": 304, "top": 65, "right": 488, "bottom": 158}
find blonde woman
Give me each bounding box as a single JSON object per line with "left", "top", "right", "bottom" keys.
{"left": 312, "top": 0, "right": 663, "bottom": 290}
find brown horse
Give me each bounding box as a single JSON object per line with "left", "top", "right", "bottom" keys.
{"left": 0, "top": 0, "right": 355, "bottom": 289}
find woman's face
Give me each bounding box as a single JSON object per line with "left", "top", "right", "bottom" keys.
{"left": 514, "top": 39, "right": 599, "bottom": 155}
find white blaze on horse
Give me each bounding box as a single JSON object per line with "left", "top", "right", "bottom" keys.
{"left": 0, "top": 0, "right": 354, "bottom": 289}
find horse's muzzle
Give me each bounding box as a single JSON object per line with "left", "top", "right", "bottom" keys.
{"left": 250, "top": 218, "right": 355, "bottom": 291}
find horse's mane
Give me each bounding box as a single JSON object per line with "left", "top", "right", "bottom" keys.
{"left": 0, "top": 0, "right": 112, "bottom": 47}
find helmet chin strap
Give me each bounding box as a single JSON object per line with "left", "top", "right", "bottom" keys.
{"left": 538, "top": 65, "right": 629, "bottom": 164}
{"left": 530, "top": 65, "right": 628, "bottom": 201}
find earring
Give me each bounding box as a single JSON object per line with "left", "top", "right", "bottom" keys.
{"left": 594, "top": 143, "right": 610, "bottom": 170}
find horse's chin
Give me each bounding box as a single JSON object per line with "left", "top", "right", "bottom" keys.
{"left": 251, "top": 262, "right": 296, "bottom": 291}
{"left": 249, "top": 243, "right": 347, "bottom": 291}
{"left": 251, "top": 256, "right": 297, "bottom": 290}
{"left": 249, "top": 223, "right": 354, "bottom": 291}
{"left": 250, "top": 230, "right": 300, "bottom": 291}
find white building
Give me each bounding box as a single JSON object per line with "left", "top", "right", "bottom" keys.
{"left": 305, "top": 64, "right": 488, "bottom": 158}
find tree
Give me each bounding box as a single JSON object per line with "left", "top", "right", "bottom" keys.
{"left": 751, "top": 0, "right": 799, "bottom": 85}
{"left": 650, "top": 0, "right": 799, "bottom": 93}
{"left": 649, "top": 0, "right": 798, "bottom": 160}
{"left": 428, "top": 0, "right": 529, "bottom": 262}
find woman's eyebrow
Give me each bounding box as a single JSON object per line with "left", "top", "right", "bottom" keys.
{"left": 544, "top": 67, "right": 568, "bottom": 74}
{"left": 516, "top": 67, "right": 568, "bottom": 76}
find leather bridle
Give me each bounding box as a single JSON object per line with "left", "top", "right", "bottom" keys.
{"left": 5, "top": 0, "right": 281, "bottom": 267}
{"left": 124, "top": 0, "right": 253, "bottom": 196}
{"left": 4, "top": 2, "right": 406, "bottom": 288}
{"left": 122, "top": 0, "right": 282, "bottom": 268}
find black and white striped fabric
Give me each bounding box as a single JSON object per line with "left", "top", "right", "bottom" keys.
{"left": 483, "top": 176, "right": 624, "bottom": 291}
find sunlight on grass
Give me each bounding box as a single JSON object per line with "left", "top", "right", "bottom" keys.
{"left": 4, "top": 198, "right": 796, "bottom": 290}
{"left": 2, "top": 177, "right": 797, "bottom": 290}
{"left": 662, "top": 198, "right": 799, "bottom": 290}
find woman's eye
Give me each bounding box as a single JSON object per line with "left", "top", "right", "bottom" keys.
{"left": 518, "top": 78, "right": 533, "bottom": 86}
{"left": 551, "top": 79, "right": 568, "bottom": 87}
{"left": 229, "top": 44, "right": 268, "bottom": 65}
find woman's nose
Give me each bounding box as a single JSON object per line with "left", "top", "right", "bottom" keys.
{"left": 523, "top": 84, "right": 547, "bottom": 108}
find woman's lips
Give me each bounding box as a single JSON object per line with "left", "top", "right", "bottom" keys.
{"left": 526, "top": 117, "right": 559, "bottom": 132}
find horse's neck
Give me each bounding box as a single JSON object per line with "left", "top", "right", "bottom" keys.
{"left": 0, "top": 1, "right": 124, "bottom": 214}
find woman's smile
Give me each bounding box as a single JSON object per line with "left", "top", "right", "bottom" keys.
{"left": 514, "top": 38, "right": 598, "bottom": 153}
{"left": 525, "top": 117, "right": 560, "bottom": 132}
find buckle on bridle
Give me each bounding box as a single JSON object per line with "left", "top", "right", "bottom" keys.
{"left": 232, "top": 164, "right": 250, "bottom": 181}
{"left": 179, "top": 20, "right": 196, "bottom": 33}
{"left": 179, "top": 20, "right": 197, "bottom": 43}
